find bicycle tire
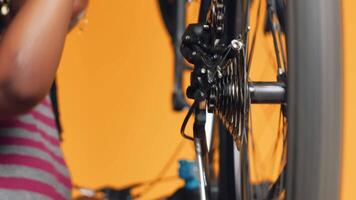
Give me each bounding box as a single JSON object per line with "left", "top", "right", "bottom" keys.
{"left": 286, "top": 0, "right": 342, "bottom": 199}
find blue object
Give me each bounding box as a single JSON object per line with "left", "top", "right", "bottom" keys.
{"left": 178, "top": 160, "right": 199, "bottom": 190}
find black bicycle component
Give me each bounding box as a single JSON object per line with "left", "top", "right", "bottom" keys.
{"left": 264, "top": 0, "right": 286, "bottom": 34}
{"left": 198, "top": 0, "right": 211, "bottom": 24}
{"left": 100, "top": 187, "right": 132, "bottom": 200}
{"left": 179, "top": 0, "right": 289, "bottom": 199}
{"left": 158, "top": 0, "right": 191, "bottom": 111}
{"left": 181, "top": 100, "right": 198, "bottom": 141}
{"left": 193, "top": 107, "right": 211, "bottom": 200}
{"left": 249, "top": 82, "right": 286, "bottom": 104}
{"left": 180, "top": 19, "right": 286, "bottom": 144}
{"left": 216, "top": 120, "right": 238, "bottom": 200}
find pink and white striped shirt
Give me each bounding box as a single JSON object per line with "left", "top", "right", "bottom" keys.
{"left": 0, "top": 96, "right": 71, "bottom": 200}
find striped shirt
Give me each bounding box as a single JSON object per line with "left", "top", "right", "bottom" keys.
{"left": 0, "top": 96, "right": 71, "bottom": 200}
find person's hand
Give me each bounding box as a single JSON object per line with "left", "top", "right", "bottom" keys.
{"left": 69, "top": 0, "right": 89, "bottom": 30}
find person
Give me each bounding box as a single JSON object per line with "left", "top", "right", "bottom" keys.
{"left": 0, "top": 0, "right": 88, "bottom": 199}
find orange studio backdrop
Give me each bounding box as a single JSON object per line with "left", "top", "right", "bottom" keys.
{"left": 58, "top": 1, "right": 195, "bottom": 199}
{"left": 341, "top": 0, "right": 356, "bottom": 199}
{"left": 57, "top": 0, "right": 356, "bottom": 200}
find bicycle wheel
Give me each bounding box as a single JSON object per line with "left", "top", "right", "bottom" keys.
{"left": 181, "top": 0, "right": 287, "bottom": 198}
{"left": 286, "top": 0, "right": 342, "bottom": 199}
{"left": 180, "top": 0, "right": 342, "bottom": 199}
{"left": 204, "top": 1, "right": 245, "bottom": 199}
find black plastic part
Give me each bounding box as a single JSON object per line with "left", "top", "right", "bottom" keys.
{"left": 217, "top": 121, "right": 237, "bottom": 200}
{"left": 167, "top": 188, "right": 200, "bottom": 200}
{"left": 158, "top": 0, "right": 190, "bottom": 111}
{"left": 249, "top": 82, "right": 286, "bottom": 104}
{"left": 198, "top": 0, "right": 212, "bottom": 23}
{"left": 275, "top": 0, "right": 286, "bottom": 32}
{"left": 193, "top": 108, "right": 211, "bottom": 200}
{"left": 49, "top": 81, "right": 62, "bottom": 137}
{"left": 100, "top": 188, "right": 132, "bottom": 200}
{"left": 264, "top": 0, "right": 286, "bottom": 33}
{"left": 172, "top": 91, "right": 189, "bottom": 111}
{"left": 158, "top": 0, "right": 176, "bottom": 39}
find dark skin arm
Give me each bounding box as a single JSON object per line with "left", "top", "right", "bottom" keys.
{"left": 0, "top": 0, "right": 88, "bottom": 119}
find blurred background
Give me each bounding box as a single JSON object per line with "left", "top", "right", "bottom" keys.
{"left": 56, "top": 0, "right": 355, "bottom": 199}
{"left": 59, "top": 1, "right": 197, "bottom": 199}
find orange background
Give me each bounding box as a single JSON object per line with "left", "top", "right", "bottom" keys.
{"left": 341, "top": 0, "right": 356, "bottom": 199}
{"left": 58, "top": 1, "right": 196, "bottom": 199}
{"left": 57, "top": 0, "right": 355, "bottom": 199}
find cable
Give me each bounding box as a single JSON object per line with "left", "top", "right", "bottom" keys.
{"left": 73, "top": 176, "right": 179, "bottom": 199}
{"left": 247, "top": 0, "right": 263, "bottom": 74}
{"left": 135, "top": 139, "right": 187, "bottom": 199}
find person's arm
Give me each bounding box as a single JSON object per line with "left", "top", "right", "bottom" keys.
{"left": 0, "top": 0, "right": 74, "bottom": 118}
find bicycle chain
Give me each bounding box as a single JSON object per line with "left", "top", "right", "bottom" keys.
{"left": 209, "top": 0, "right": 246, "bottom": 149}
{"left": 212, "top": 0, "right": 225, "bottom": 40}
